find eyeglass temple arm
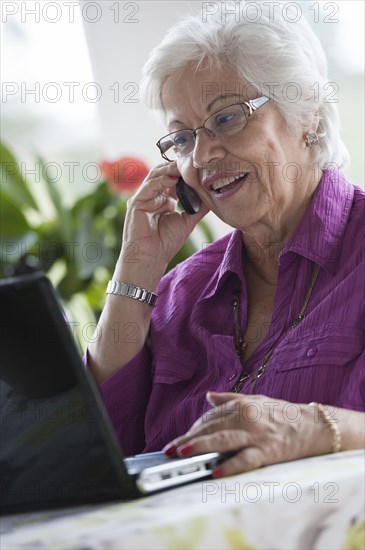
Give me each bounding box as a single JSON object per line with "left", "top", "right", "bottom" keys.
{"left": 249, "top": 96, "right": 270, "bottom": 112}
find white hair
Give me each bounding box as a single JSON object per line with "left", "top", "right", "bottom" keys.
{"left": 140, "top": 1, "right": 349, "bottom": 169}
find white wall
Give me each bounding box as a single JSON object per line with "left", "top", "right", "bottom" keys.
{"left": 81, "top": 1, "right": 205, "bottom": 163}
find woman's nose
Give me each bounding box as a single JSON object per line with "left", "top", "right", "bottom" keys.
{"left": 192, "top": 130, "right": 226, "bottom": 168}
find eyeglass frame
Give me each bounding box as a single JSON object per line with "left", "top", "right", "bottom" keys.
{"left": 156, "top": 95, "right": 269, "bottom": 162}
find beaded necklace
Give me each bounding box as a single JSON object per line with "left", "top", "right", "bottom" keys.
{"left": 231, "top": 262, "right": 320, "bottom": 393}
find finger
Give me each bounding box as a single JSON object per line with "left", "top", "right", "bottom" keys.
{"left": 144, "top": 161, "right": 179, "bottom": 179}
{"left": 165, "top": 185, "right": 178, "bottom": 201}
{"left": 175, "top": 429, "right": 252, "bottom": 457}
{"left": 179, "top": 202, "right": 210, "bottom": 231}
{"left": 130, "top": 177, "right": 179, "bottom": 209}
{"left": 165, "top": 413, "right": 251, "bottom": 454}
{"left": 206, "top": 391, "right": 244, "bottom": 406}
{"left": 168, "top": 409, "right": 234, "bottom": 450}
{"left": 199, "top": 398, "right": 245, "bottom": 427}
{"left": 137, "top": 175, "right": 180, "bottom": 200}
{"left": 141, "top": 161, "right": 181, "bottom": 185}
{"left": 206, "top": 393, "right": 264, "bottom": 424}
{"left": 168, "top": 399, "right": 244, "bottom": 452}
{"left": 150, "top": 195, "right": 178, "bottom": 215}
{"left": 212, "top": 447, "right": 265, "bottom": 478}
{"left": 127, "top": 194, "right": 175, "bottom": 218}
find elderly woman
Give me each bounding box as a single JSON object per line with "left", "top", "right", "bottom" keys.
{"left": 88, "top": 2, "right": 365, "bottom": 477}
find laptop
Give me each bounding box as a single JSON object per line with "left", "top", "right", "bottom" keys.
{"left": 0, "top": 271, "right": 222, "bottom": 515}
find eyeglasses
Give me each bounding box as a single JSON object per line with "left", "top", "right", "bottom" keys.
{"left": 156, "top": 96, "right": 269, "bottom": 162}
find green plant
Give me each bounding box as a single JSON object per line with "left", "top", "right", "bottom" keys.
{"left": 0, "top": 142, "right": 214, "bottom": 350}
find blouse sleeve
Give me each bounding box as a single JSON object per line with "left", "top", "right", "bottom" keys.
{"left": 337, "top": 347, "right": 365, "bottom": 412}
{"left": 85, "top": 344, "right": 153, "bottom": 456}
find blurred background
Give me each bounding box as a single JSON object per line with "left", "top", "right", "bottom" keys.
{"left": 1, "top": 0, "right": 364, "bottom": 348}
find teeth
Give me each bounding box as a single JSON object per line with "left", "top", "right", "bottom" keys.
{"left": 212, "top": 172, "right": 247, "bottom": 192}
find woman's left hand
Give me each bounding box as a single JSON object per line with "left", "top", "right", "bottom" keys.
{"left": 163, "top": 393, "right": 333, "bottom": 477}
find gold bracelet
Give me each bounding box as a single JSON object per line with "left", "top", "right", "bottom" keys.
{"left": 309, "top": 402, "right": 342, "bottom": 453}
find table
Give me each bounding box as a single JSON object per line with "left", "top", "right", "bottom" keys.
{"left": 1, "top": 450, "right": 364, "bottom": 550}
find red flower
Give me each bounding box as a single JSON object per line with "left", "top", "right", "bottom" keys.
{"left": 100, "top": 156, "right": 149, "bottom": 194}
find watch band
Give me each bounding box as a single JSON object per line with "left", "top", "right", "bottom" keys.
{"left": 106, "top": 280, "right": 158, "bottom": 307}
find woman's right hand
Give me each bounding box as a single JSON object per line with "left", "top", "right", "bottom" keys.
{"left": 88, "top": 162, "right": 208, "bottom": 380}
{"left": 89, "top": 162, "right": 209, "bottom": 383}
{"left": 120, "top": 162, "right": 209, "bottom": 274}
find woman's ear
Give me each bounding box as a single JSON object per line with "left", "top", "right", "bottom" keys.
{"left": 302, "top": 109, "right": 320, "bottom": 147}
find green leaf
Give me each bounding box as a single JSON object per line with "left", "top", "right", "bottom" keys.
{"left": 65, "top": 293, "right": 97, "bottom": 353}
{"left": 0, "top": 191, "right": 31, "bottom": 235}
{"left": 199, "top": 218, "right": 215, "bottom": 243}
{"left": 73, "top": 210, "right": 114, "bottom": 280}
{"left": 0, "top": 142, "right": 39, "bottom": 211}
{"left": 72, "top": 180, "right": 121, "bottom": 217}
{"left": 36, "top": 154, "right": 72, "bottom": 242}
{"left": 36, "top": 154, "right": 63, "bottom": 212}
{"left": 0, "top": 231, "right": 39, "bottom": 277}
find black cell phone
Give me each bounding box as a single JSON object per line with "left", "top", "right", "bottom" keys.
{"left": 176, "top": 177, "right": 202, "bottom": 215}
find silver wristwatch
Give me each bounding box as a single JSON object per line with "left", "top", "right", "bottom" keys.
{"left": 106, "top": 280, "right": 158, "bottom": 307}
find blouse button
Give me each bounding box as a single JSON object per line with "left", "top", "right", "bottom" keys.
{"left": 306, "top": 347, "right": 318, "bottom": 357}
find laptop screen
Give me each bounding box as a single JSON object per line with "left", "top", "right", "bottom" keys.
{"left": 0, "top": 272, "right": 135, "bottom": 514}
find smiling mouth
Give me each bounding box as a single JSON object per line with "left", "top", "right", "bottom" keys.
{"left": 211, "top": 172, "right": 249, "bottom": 194}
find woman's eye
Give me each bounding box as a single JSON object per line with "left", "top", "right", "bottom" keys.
{"left": 215, "top": 112, "right": 237, "bottom": 127}
{"left": 173, "top": 132, "right": 191, "bottom": 147}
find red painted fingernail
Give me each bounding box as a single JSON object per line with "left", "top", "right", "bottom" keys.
{"left": 177, "top": 444, "right": 192, "bottom": 456}
{"left": 163, "top": 444, "right": 177, "bottom": 457}
{"left": 212, "top": 468, "right": 224, "bottom": 479}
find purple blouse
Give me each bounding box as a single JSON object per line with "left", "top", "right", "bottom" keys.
{"left": 98, "top": 170, "right": 365, "bottom": 456}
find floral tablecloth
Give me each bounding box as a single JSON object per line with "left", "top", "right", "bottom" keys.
{"left": 1, "top": 450, "right": 364, "bottom": 550}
